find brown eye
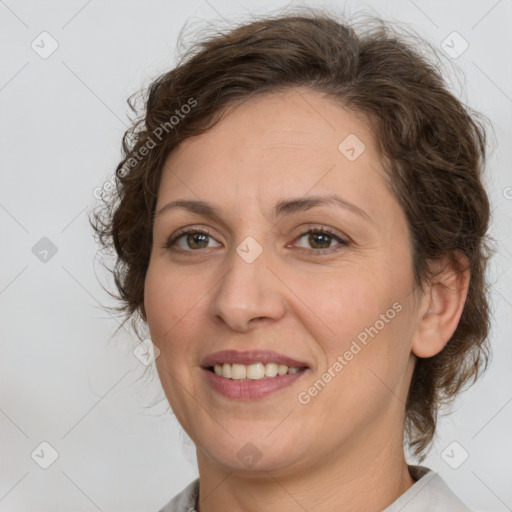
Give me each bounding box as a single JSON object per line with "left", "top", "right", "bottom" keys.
{"left": 307, "top": 232, "right": 333, "bottom": 249}
{"left": 184, "top": 232, "right": 209, "bottom": 249}
{"left": 164, "top": 228, "right": 221, "bottom": 252}
{"left": 294, "top": 228, "right": 348, "bottom": 253}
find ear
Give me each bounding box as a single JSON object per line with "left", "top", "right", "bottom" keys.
{"left": 412, "top": 252, "right": 470, "bottom": 358}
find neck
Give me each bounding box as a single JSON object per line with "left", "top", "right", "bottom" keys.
{"left": 194, "top": 428, "right": 415, "bottom": 512}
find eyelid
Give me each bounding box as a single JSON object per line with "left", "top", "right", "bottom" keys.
{"left": 292, "top": 223, "right": 347, "bottom": 241}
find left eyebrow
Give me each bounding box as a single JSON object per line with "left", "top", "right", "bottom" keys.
{"left": 155, "top": 193, "right": 372, "bottom": 223}
{"left": 273, "top": 194, "right": 371, "bottom": 222}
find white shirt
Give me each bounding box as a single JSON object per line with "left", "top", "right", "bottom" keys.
{"left": 158, "top": 465, "right": 472, "bottom": 511}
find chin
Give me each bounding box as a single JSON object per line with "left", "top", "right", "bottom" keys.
{"left": 196, "top": 432, "right": 307, "bottom": 474}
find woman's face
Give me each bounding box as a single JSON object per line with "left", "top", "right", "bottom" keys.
{"left": 144, "top": 88, "right": 423, "bottom": 474}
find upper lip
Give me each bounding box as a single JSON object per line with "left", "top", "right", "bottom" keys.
{"left": 201, "top": 350, "right": 309, "bottom": 369}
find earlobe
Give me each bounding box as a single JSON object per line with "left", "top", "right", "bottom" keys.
{"left": 411, "top": 253, "right": 470, "bottom": 359}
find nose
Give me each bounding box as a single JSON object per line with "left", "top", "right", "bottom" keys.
{"left": 208, "top": 243, "right": 287, "bottom": 332}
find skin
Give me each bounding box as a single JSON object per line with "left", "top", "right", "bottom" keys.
{"left": 143, "top": 87, "right": 470, "bottom": 512}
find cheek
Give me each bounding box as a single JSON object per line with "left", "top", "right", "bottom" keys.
{"left": 298, "top": 268, "right": 393, "bottom": 352}
{"left": 143, "top": 263, "right": 204, "bottom": 358}
{"left": 144, "top": 263, "right": 206, "bottom": 427}
{"left": 296, "top": 258, "right": 414, "bottom": 398}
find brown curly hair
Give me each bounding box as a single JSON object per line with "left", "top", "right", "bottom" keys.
{"left": 90, "top": 6, "right": 494, "bottom": 460}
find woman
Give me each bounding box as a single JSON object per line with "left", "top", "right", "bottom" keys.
{"left": 91, "top": 7, "right": 493, "bottom": 511}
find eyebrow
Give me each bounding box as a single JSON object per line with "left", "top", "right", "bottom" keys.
{"left": 155, "top": 194, "right": 371, "bottom": 222}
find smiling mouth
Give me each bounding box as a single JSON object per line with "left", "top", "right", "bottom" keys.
{"left": 208, "top": 362, "right": 308, "bottom": 380}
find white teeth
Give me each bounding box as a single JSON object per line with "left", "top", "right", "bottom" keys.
{"left": 231, "top": 364, "right": 247, "bottom": 380}
{"left": 278, "top": 364, "right": 288, "bottom": 376}
{"left": 210, "top": 362, "right": 305, "bottom": 380}
{"left": 222, "top": 363, "right": 232, "bottom": 379}
{"left": 247, "top": 363, "right": 265, "bottom": 379}
{"left": 265, "top": 363, "right": 278, "bottom": 377}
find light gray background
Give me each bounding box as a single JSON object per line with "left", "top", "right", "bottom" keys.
{"left": 1, "top": 1, "right": 511, "bottom": 511}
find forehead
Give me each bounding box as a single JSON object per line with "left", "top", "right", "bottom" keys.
{"left": 158, "top": 88, "right": 394, "bottom": 223}
{"left": 168, "top": 88, "right": 377, "bottom": 163}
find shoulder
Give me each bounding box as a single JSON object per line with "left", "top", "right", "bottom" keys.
{"left": 157, "top": 467, "right": 473, "bottom": 512}
{"left": 383, "top": 465, "right": 473, "bottom": 512}
{"left": 157, "top": 478, "right": 199, "bottom": 512}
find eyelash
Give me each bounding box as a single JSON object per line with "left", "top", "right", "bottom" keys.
{"left": 162, "top": 225, "right": 349, "bottom": 256}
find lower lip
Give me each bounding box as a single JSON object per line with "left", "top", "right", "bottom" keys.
{"left": 203, "top": 368, "right": 308, "bottom": 400}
